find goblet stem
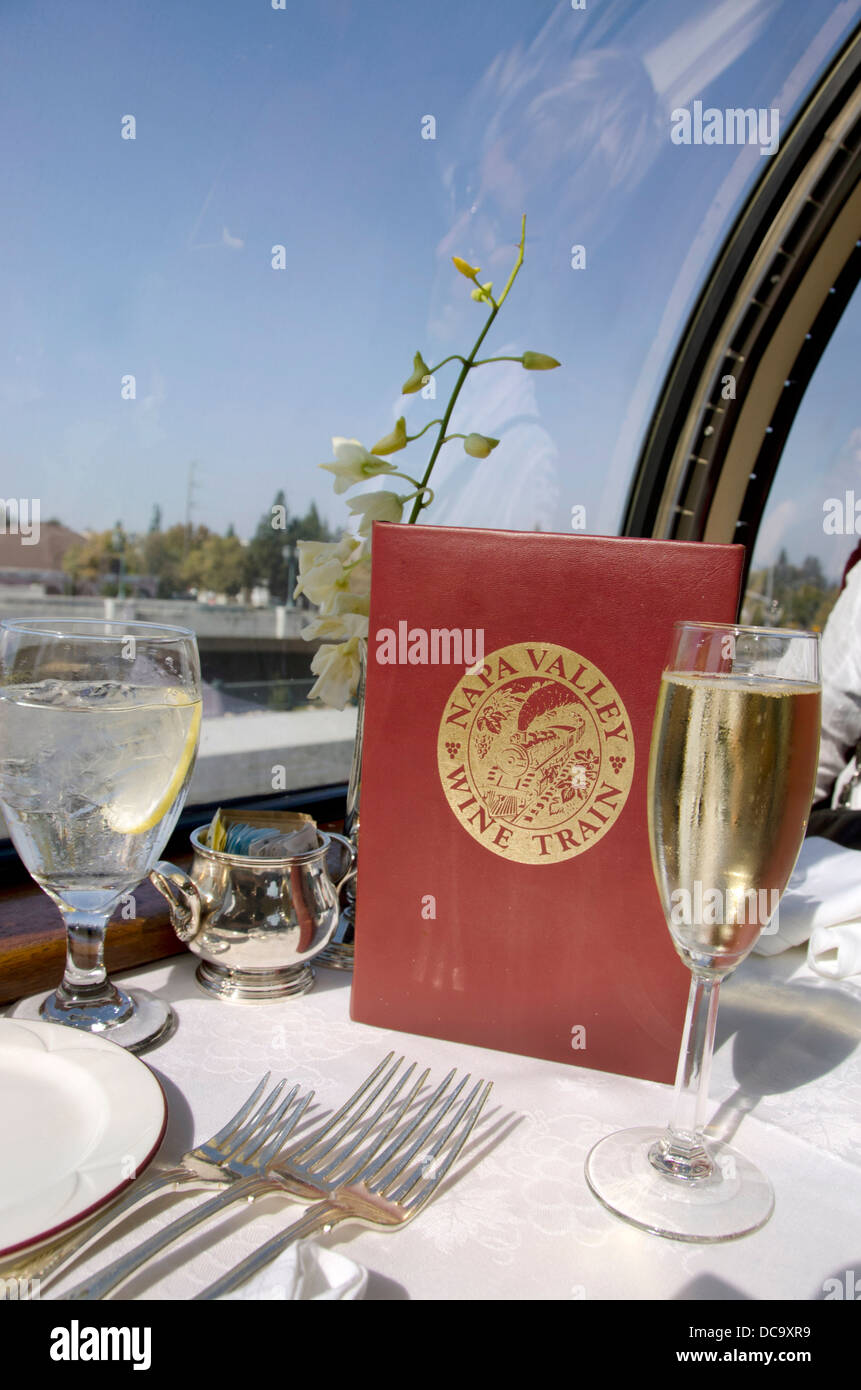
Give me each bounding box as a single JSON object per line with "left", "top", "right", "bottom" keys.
{"left": 59, "top": 910, "right": 112, "bottom": 993}
{"left": 42, "top": 909, "right": 132, "bottom": 1026}
{"left": 649, "top": 972, "right": 721, "bottom": 1182}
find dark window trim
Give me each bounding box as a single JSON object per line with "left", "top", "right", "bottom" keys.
{"left": 623, "top": 21, "right": 861, "bottom": 594}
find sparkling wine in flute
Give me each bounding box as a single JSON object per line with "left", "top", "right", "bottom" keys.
{"left": 586, "top": 622, "right": 820, "bottom": 1242}
{"left": 649, "top": 672, "right": 822, "bottom": 976}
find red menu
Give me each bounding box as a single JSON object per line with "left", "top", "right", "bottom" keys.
{"left": 351, "top": 524, "right": 744, "bottom": 1082}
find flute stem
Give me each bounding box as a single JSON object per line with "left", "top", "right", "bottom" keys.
{"left": 649, "top": 972, "right": 720, "bottom": 1182}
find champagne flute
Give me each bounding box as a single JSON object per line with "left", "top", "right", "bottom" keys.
{"left": 585, "top": 621, "right": 820, "bottom": 1241}
{"left": 0, "top": 618, "right": 202, "bottom": 1053}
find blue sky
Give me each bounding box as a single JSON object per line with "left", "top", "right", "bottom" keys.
{"left": 1, "top": 0, "right": 859, "bottom": 578}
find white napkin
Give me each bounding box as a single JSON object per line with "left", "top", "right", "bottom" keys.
{"left": 753, "top": 836, "right": 861, "bottom": 978}
{"left": 219, "top": 1240, "right": 367, "bottom": 1300}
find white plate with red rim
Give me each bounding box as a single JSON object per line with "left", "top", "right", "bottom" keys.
{"left": 0, "top": 1017, "right": 166, "bottom": 1260}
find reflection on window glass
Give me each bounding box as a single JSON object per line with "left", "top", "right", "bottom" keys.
{"left": 742, "top": 284, "right": 861, "bottom": 632}
{"left": 0, "top": 0, "right": 857, "bottom": 810}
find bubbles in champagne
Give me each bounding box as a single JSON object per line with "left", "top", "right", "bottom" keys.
{"left": 648, "top": 672, "right": 820, "bottom": 977}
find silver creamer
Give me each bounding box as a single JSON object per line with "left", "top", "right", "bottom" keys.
{"left": 150, "top": 827, "right": 355, "bottom": 1003}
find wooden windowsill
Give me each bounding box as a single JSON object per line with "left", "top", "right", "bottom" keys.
{"left": 0, "top": 872, "right": 188, "bottom": 1006}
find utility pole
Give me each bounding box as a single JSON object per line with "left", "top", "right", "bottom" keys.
{"left": 112, "top": 522, "right": 126, "bottom": 599}
{"left": 183, "top": 461, "right": 200, "bottom": 561}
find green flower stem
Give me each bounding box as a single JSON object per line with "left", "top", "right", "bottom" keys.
{"left": 401, "top": 486, "right": 434, "bottom": 509}
{"left": 406, "top": 315, "right": 495, "bottom": 525}
{"left": 427, "top": 355, "right": 467, "bottom": 373}
{"left": 406, "top": 221, "right": 527, "bottom": 526}
{"left": 404, "top": 418, "right": 444, "bottom": 443}
{"left": 387, "top": 470, "right": 425, "bottom": 487}
{"left": 470, "top": 356, "right": 525, "bottom": 367}
{"left": 496, "top": 214, "right": 526, "bottom": 307}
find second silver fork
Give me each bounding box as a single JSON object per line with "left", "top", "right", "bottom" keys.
{"left": 62, "top": 1055, "right": 464, "bottom": 1300}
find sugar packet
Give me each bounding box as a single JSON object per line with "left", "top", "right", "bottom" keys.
{"left": 207, "top": 808, "right": 319, "bottom": 857}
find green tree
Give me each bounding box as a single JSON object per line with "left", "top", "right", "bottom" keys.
{"left": 747, "top": 553, "right": 839, "bottom": 632}
{"left": 63, "top": 529, "right": 144, "bottom": 592}
{"left": 286, "top": 500, "right": 333, "bottom": 545}
{"left": 142, "top": 524, "right": 209, "bottom": 598}
{"left": 182, "top": 533, "right": 246, "bottom": 597}
{"left": 243, "top": 490, "right": 288, "bottom": 595}
{"left": 243, "top": 493, "right": 336, "bottom": 598}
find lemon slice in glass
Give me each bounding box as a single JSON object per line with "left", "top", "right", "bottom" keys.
{"left": 105, "top": 697, "right": 202, "bottom": 835}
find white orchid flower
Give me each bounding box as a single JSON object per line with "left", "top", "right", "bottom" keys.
{"left": 320, "top": 438, "right": 398, "bottom": 494}
{"left": 347, "top": 490, "right": 405, "bottom": 536}
{"left": 344, "top": 552, "right": 372, "bottom": 598}
{"left": 302, "top": 611, "right": 369, "bottom": 643}
{"left": 293, "top": 554, "right": 344, "bottom": 607}
{"left": 297, "top": 535, "right": 362, "bottom": 571}
{"left": 308, "top": 636, "right": 363, "bottom": 709}
{"left": 325, "top": 590, "right": 370, "bottom": 617}
{"left": 294, "top": 535, "right": 365, "bottom": 608}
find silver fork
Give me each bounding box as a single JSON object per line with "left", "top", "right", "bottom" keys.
{"left": 62, "top": 1056, "right": 470, "bottom": 1300}
{"left": 59, "top": 1051, "right": 411, "bottom": 1300}
{"left": 34, "top": 1070, "right": 311, "bottom": 1293}
{"left": 60, "top": 1080, "right": 314, "bottom": 1300}
{"left": 196, "top": 1072, "right": 493, "bottom": 1299}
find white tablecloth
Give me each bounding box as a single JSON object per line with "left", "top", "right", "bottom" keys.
{"left": 43, "top": 947, "right": 861, "bottom": 1301}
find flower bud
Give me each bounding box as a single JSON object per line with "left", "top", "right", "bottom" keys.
{"left": 452, "top": 256, "right": 480, "bottom": 279}
{"left": 371, "top": 416, "right": 408, "bottom": 455}
{"left": 463, "top": 433, "right": 499, "bottom": 459}
{"left": 521, "top": 351, "right": 561, "bottom": 370}
{"left": 402, "top": 352, "right": 432, "bottom": 394}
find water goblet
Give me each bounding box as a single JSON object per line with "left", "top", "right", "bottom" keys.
{"left": 0, "top": 618, "right": 202, "bottom": 1053}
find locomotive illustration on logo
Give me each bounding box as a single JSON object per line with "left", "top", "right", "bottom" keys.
{"left": 438, "top": 642, "right": 634, "bottom": 863}
{"left": 479, "top": 678, "right": 596, "bottom": 825}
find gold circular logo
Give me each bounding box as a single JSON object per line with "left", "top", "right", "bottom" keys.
{"left": 437, "top": 641, "right": 634, "bottom": 864}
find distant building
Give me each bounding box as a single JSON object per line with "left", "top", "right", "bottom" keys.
{"left": 0, "top": 521, "right": 85, "bottom": 594}
{"left": 0, "top": 523, "right": 159, "bottom": 597}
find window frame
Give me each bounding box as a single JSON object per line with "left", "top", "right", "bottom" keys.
{"left": 622, "top": 22, "right": 861, "bottom": 599}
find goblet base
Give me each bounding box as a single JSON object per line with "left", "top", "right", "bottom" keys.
{"left": 585, "top": 1126, "right": 774, "bottom": 1242}
{"left": 7, "top": 987, "right": 175, "bottom": 1055}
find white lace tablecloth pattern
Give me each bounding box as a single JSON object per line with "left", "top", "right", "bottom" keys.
{"left": 39, "top": 946, "right": 861, "bottom": 1301}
